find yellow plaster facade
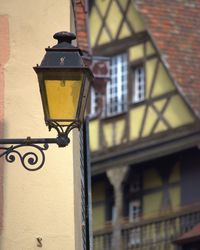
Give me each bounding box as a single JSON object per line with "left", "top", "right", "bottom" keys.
{"left": 164, "top": 95, "right": 194, "bottom": 128}
{"left": 92, "top": 205, "right": 105, "bottom": 230}
{"left": 142, "top": 164, "right": 181, "bottom": 217}
{"left": 0, "top": 1, "right": 83, "bottom": 249}
{"left": 143, "top": 192, "right": 162, "bottom": 216}
{"left": 89, "top": 120, "right": 99, "bottom": 151}
{"left": 89, "top": 0, "right": 145, "bottom": 47}
{"left": 115, "top": 119, "right": 126, "bottom": 144}
{"left": 152, "top": 63, "right": 175, "bottom": 97}
{"left": 146, "top": 58, "right": 158, "bottom": 98}
{"left": 92, "top": 181, "right": 106, "bottom": 230}
{"left": 103, "top": 123, "right": 113, "bottom": 147}
{"left": 106, "top": 1, "right": 123, "bottom": 38}
{"left": 102, "top": 119, "right": 125, "bottom": 147}
{"left": 129, "top": 44, "right": 144, "bottom": 62}
{"left": 146, "top": 41, "right": 156, "bottom": 56}
{"left": 129, "top": 105, "right": 145, "bottom": 140}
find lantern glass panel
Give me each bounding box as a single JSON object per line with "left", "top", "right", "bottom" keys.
{"left": 79, "top": 76, "right": 91, "bottom": 122}
{"left": 43, "top": 70, "right": 83, "bottom": 122}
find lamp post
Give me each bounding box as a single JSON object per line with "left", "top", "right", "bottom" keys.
{"left": 0, "top": 31, "right": 93, "bottom": 171}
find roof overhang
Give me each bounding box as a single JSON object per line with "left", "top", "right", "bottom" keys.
{"left": 91, "top": 124, "right": 200, "bottom": 175}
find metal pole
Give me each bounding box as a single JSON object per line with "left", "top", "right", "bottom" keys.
{"left": 0, "top": 136, "right": 69, "bottom": 171}
{"left": 0, "top": 137, "right": 57, "bottom": 145}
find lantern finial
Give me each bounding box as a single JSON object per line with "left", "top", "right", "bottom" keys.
{"left": 53, "top": 31, "right": 76, "bottom": 44}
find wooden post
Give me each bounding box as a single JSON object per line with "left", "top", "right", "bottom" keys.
{"left": 106, "top": 166, "right": 128, "bottom": 250}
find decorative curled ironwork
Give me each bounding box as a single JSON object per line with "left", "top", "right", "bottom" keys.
{"left": 47, "top": 120, "right": 81, "bottom": 134}
{"left": 0, "top": 144, "right": 49, "bottom": 171}
{"left": 47, "top": 120, "right": 81, "bottom": 147}
{"left": 0, "top": 121, "right": 81, "bottom": 170}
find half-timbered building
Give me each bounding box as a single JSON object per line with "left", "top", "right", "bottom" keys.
{"left": 87, "top": 0, "right": 200, "bottom": 249}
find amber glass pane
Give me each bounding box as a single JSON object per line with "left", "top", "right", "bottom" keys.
{"left": 45, "top": 78, "right": 82, "bottom": 120}
{"left": 79, "top": 76, "right": 91, "bottom": 122}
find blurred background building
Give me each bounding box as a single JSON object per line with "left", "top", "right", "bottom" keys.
{"left": 87, "top": 0, "right": 200, "bottom": 249}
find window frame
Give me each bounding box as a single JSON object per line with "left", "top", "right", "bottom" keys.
{"left": 131, "top": 64, "right": 146, "bottom": 104}
{"left": 105, "top": 53, "right": 128, "bottom": 117}
{"left": 129, "top": 199, "right": 141, "bottom": 222}
{"left": 90, "top": 86, "right": 99, "bottom": 117}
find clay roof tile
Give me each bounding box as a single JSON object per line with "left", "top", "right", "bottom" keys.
{"left": 135, "top": 0, "right": 200, "bottom": 115}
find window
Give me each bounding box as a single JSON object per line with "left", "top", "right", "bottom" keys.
{"left": 129, "top": 200, "right": 141, "bottom": 246}
{"left": 127, "top": 173, "right": 142, "bottom": 222}
{"left": 132, "top": 66, "right": 145, "bottom": 103}
{"left": 129, "top": 200, "right": 141, "bottom": 222}
{"left": 129, "top": 227, "right": 141, "bottom": 246}
{"left": 129, "top": 200, "right": 141, "bottom": 247}
{"left": 106, "top": 54, "right": 127, "bottom": 116}
{"left": 90, "top": 86, "right": 99, "bottom": 116}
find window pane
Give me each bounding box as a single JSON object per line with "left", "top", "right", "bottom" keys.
{"left": 133, "top": 66, "right": 145, "bottom": 103}
{"left": 90, "top": 87, "right": 99, "bottom": 116}
{"left": 106, "top": 53, "right": 127, "bottom": 116}
{"left": 129, "top": 200, "right": 141, "bottom": 222}
{"left": 45, "top": 78, "right": 82, "bottom": 121}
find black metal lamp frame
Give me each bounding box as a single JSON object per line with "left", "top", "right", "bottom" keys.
{"left": 0, "top": 31, "right": 93, "bottom": 171}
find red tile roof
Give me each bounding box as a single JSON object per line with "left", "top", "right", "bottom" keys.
{"left": 135, "top": 0, "right": 200, "bottom": 116}
{"left": 175, "top": 223, "right": 200, "bottom": 245}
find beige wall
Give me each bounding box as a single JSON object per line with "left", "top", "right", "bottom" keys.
{"left": 0, "top": 0, "right": 82, "bottom": 249}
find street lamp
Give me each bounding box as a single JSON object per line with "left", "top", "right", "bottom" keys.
{"left": 0, "top": 31, "right": 93, "bottom": 171}
{"left": 34, "top": 31, "right": 93, "bottom": 147}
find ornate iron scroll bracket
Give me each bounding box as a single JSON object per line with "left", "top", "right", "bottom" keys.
{"left": 0, "top": 122, "right": 80, "bottom": 171}
{"left": 0, "top": 143, "right": 49, "bottom": 171}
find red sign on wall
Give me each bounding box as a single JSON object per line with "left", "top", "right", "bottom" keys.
{"left": 91, "top": 56, "right": 110, "bottom": 80}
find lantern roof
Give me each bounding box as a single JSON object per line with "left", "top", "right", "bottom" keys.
{"left": 36, "top": 31, "right": 85, "bottom": 69}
